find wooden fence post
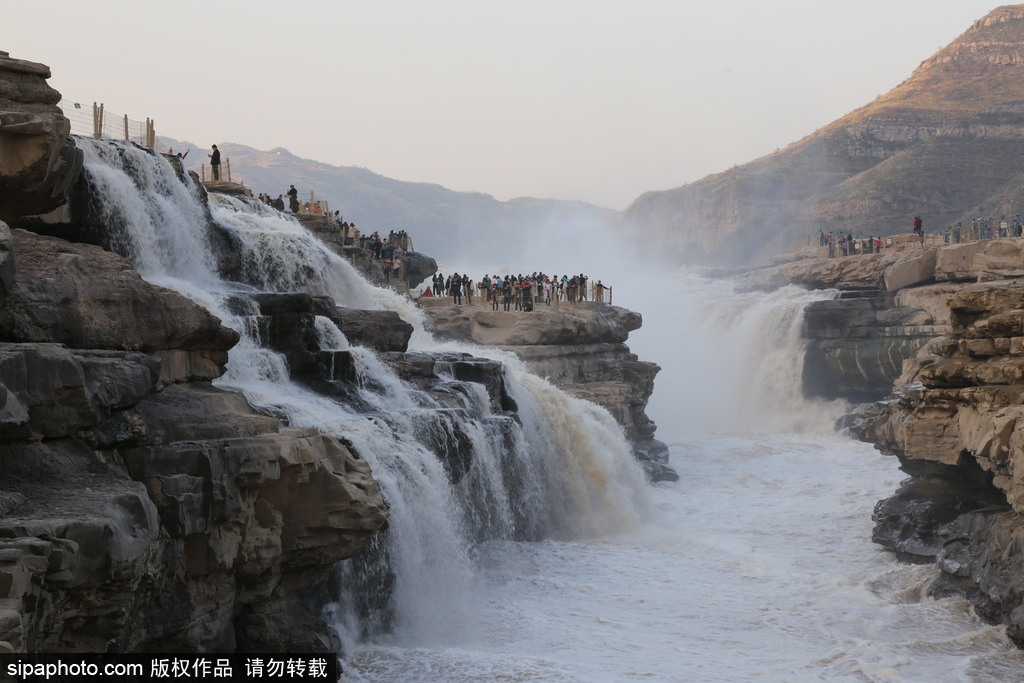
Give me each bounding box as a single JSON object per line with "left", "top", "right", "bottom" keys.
{"left": 225, "top": 158, "right": 231, "bottom": 182}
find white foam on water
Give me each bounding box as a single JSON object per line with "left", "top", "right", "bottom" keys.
{"left": 78, "top": 138, "right": 1024, "bottom": 680}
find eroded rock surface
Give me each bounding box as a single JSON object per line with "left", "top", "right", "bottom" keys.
{"left": 0, "top": 231, "right": 388, "bottom": 653}
{"left": 421, "top": 300, "right": 676, "bottom": 481}
{"left": 851, "top": 279, "right": 1024, "bottom": 645}
{"left": 0, "top": 52, "right": 82, "bottom": 224}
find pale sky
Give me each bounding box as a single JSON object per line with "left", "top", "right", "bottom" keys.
{"left": 5, "top": 1, "right": 1003, "bottom": 209}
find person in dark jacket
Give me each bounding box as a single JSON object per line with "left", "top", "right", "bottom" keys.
{"left": 209, "top": 145, "right": 221, "bottom": 180}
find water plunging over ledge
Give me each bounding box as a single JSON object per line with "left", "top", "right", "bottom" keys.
{"left": 75, "top": 139, "right": 1024, "bottom": 679}
{"left": 77, "top": 138, "right": 649, "bottom": 649}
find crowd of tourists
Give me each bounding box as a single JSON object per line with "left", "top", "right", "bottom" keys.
{"left": 940, "top": 216, "right": 1024, "bottom": 243}
{"left": 818, "top": 230, "right": 885, "bottom": 258}
{"left": 817, "top": 214, "right": 1024, "bottom": 258}
{"left": 248, "top": 183, "right": 620, "bottom": 308}
{"left": 424, "top": 272, "right": 610, "bottom": 310}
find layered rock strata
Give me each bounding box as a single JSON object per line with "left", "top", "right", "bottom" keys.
{"left": 744, "top": 237, "right": 1024, "bottom": 403}
{"left": 624, "top": 6, "right": 1024, "bottom": 266}
{"left": 850, "top": 280, "right": 1024, "bottom": 645}
{"left": 0, "top": 227, "right": 389, "bottom": 653}
{"left": 0, "top": 52, "right": 81, "bottom": 225}
{"left": 420, "top": 300, "right": 676, "bottom": 481}
{"left": 767, "top": 235, "right": 1024, "bottom": 647}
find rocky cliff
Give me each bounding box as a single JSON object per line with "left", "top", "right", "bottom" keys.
{"left": 0, "top": 55, "right": 393, "bottom": 654}
{"left": 849, "top": 277, "right": 1024, "bottom": 645}
{"left": 0, "top": 52, "right": 671, "bottom": 655}
{"left": 765, "top": 233, "right": 1024, "bottom": 646}
{"left": 420, "top": 300, "right": 676, "bottom": 482}
{"left": 624, "top": 6, "right": 1024, "bottom": 266}
{"left": 0, "top": 227, "right": 388, "bottom": 653}
{"left": 743, "top": 236, "right": 1024, "bottom": 402}
{"left": 0, "top": 51, "right": 81, "bottom": 226}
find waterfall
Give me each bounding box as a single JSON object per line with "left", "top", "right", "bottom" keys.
{"left": 624, "top": 269, "right": 845, "bottom": 438}
{"left": 76, "top": 138, "right": 649, "bottom": 649}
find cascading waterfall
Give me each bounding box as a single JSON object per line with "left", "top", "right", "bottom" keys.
{"left": 626, "top": 268, "right": 846, "bottom": 436}
{"left": 75, "top": 138, "right": 649, "bottom": 651}
{"left": 70, "top": 139, "right": 1024, "bottom": 680}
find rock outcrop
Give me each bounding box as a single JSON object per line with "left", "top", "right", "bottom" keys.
{"left": 0, "top": 224, "right": 388, "bottom": 653}
{"left": 848, "top": 278, "right": 1024, "bottom": 645}
{"left": 0, "top": 52, "right": 82, "bottom": 225}
{"left": 421, "top": 300, "right": 676, "bottom": 481}
{"left": 749, "top": 237, "right": 1024, "bottom": 403}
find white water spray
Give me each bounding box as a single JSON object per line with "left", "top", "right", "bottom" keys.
{"left": 76, "top": 138, "right": 649, "bottom": 650}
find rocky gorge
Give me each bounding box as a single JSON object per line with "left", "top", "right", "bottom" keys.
{"left": 0, "top": 52, "right": 665, "bottom": 655}
{"left": 751, "top": 234, "right": 1024, "bottom": 647}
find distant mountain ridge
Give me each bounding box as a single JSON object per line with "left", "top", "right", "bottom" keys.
{"left": 162, "top": 139, "right": 613, "bottom": 264}
{"left": 622, "top": 4, "right": 1024, "bottom": 265}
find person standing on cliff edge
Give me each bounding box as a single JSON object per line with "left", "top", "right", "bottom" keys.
{"left": 913, "top": 216, "right": 922, "bottom": 235}
{"left": 209, "top": 144, "right": 221, "bottom": 181}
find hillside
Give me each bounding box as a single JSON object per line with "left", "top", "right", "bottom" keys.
{"left": 622, "top": 5, "right": 1024, "bottom": 266}
{"left": 165, "top": 140, "right": 613, "bottom": 264}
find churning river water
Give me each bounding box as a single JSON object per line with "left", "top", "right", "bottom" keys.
{"left": 76, "top": 138, "right": 1024, "bottom": 681}
{"left": 342, "top": 272, "right": 1024, "bottom": 682}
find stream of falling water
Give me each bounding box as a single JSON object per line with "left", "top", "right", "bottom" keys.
{"left": 78, "top": 139, "right": 1024, "bottom": 680}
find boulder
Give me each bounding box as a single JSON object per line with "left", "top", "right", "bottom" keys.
{"left": 323, "top": 306, "right": 413, "bottom": 353}
{"left": 883, "top": 248, "right": 937, "bottom": 291}
{"left": 0, "top": 230, "right": 238, "bottom": 357}
{"left": 400, "top": 251, "right": 438, "bottom": 288}
{"left": 0, "top": 52, "right": 83, "bottom": 224}
{"left": 0, "top": 343, "right": 155, "bottom": 442}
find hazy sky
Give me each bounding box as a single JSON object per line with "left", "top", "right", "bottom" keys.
{"left": 5, "top": 1, "right": 1002, "bottom": 209}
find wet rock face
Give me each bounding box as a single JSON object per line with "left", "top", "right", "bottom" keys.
{"left": 0, "top": 344, "right": 389, "bottom": 653}
{"left": 851, "top": 277, "right": 1024, "bottom": 646}
{"left": 0, "top": 221, "right": 14, "bottom": 306}
{"left": 0, "top": 52, "right": 82, "bottom": 224}
{"left": 801, "top": 295, "right": 940, "bottom": 401}
{"left": 0, "top": 229, "right": 389, "bottom": 653}
{"left": 226, "top": 292, "right": 414, "bottom": 375}
{"left": 420, "top": 301, "right": 676, "bottom": 482}
{"left": 0, "top": 229, "right": 238, "bottom": 357}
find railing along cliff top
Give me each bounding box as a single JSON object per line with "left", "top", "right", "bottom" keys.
{"left": 57, "top": 99, "right": 155, "bottom": 148}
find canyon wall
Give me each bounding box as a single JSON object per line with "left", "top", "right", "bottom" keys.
{"left": 0, "top": 227, "right": 388, "bottom": 653}
{"left": 768, "top": 234, "right": 1024, "bottom": 646}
